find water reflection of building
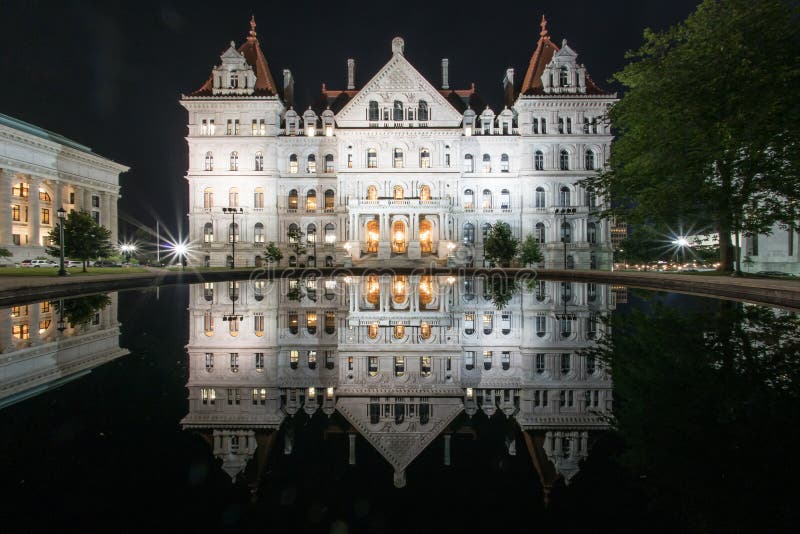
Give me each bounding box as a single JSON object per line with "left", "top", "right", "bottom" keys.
{"left": 182, "top": 276, "right": 613, "bottom": 489}
{"left": 0, "top": 294, "right": 127, "bottom": 409}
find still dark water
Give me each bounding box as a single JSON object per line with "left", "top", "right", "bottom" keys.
{"left": 0, "top": 277, "right": 797, "bottom": 533}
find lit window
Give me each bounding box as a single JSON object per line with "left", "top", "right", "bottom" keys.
{"left": 369, "top": 356, "right": 378, "bottom": 376}
{"left": 465, "top": 351, "right": 475, "bottom": 370}
{"left": 482, "top": 154, "right": 491, "bottom": 173}
{"left": 394, "top": 356, "right": 404, "bottom": 376}
{"left": 205, "top": 353, "right": 214, "bottom": 372}
{"left": 307, "top": 154, "right": 316, "bottom": 173}
{"left": 483, "top": 350, "right": 493, "bottom": 370}
{"left": 367, "top": 149, "right": 377, "bottom": 168}
{"left": 536, "top": 353, "right": 546, "bottom": 374}
{"left": 255, "top": 151, "right": 263, "bottom": 171}
{"left": 420, "top": 356, "right": 432, "bottom": 377}
{"left": 204, "top": 312, "right": 214, "bottom": 336}
{"left": 254, "top": 313, "right": 264, "bottom": 337}
{"left": 290, "top": 349, "right": 299, "bottom": 368}
{"left": 393, "top": 148, "right": 404, "bottom": 168}
{"left": 463, "top": 154, "right": 474, "bottom": 173}
{"left": 230, "top": 353, "right": 239, "bottom": 373}
{"left": 324, "top": 154, "right": 334, "bottom": 173}
{"left": 419, "top": 149, "right": 431, "bottom": 168}
{"left": 500, "top": 153, "right": 509, "bottom": 172}
{"left": 254, "top": 187, "right": 264, "bottom": 208}
{"left": 230, "top": 152, "right": 239, "bottom": 171}
{"left": 203, "top": 187, "right": 214, "bottom": 208}
{"left": 289, "top": 154, "right": 298, "bottom": 174}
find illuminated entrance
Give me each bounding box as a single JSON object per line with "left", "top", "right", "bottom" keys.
{"left": 419, "top": 219, "right": 433, "bottom": 254}
{"left": 366, "top": 219, "right": 379, "bottom": 253}
{"left": 392, "top": 220, "right": 407, "bottom": 254}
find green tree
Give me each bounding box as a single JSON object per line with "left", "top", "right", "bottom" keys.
{"left": 618, "top": 224, "right": 667, "bottom": 268}
{"left": 519, "top": 235, "right": 544, "bottom": 267}
{"left": 584, "top": 0, "right": 800, "bottom": 272}
{"left": 0, "top": 247, "right": 11, "bottom": 259}
{"left": 264, "top": 242, "right": 283, "bottom": 265}
{"left": 483, "top": 222, "right": 519, "bottom": 268}
{"left": 55, "top": 294, "right": 112, "bottom": 327}
{"left": 47, "top": 210, "right": 113, "bottom": 271}
{"left": 286, "top": 226, "right": 306, "bottom": 259}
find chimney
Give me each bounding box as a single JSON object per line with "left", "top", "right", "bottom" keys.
{"left": 441, "top": 58, "right": 450, "bottom": 90}
{"left": 503, "top": 68, "right": 515, "bottom": 107}
{"left": 347, "top": 59, "right": 355, "bottom": 90}
{"left": 283, "top": 69, "right": 295, "bottom": 107}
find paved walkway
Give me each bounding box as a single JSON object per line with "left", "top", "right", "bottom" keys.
{"left": 0, "top": 267, "right": 796, "bottom": 309}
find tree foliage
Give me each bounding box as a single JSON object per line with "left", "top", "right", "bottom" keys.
{"left": 585, "top": 0, "right": 800, "bottom": 271}
{"left": 47, "top": 210, "right": 113, "bottom": 271}
{"left": 0, "top": 247, "right": 11, "bottom": 258}
{"left": 483, "top": 222, "right": 519, "bottom": 267}
{"left": 264, "top": 242, "right": 283, "bottom": 264}
{"left": 54, "top": 294, "right": 112, "bottom": 328}
{"left": 286, "top": 226, "right": 306, "bottom": 256}
{"left": 519, "top": 235, "right": 544, "bottom": 267}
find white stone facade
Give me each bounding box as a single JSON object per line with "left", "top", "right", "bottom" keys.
{"left": 181, "top": 18, "right": 616, "bottom": 269}
{"left": 0, "top": 113, "right": 128, "bottom": 261}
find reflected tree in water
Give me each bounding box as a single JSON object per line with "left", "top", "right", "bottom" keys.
{"left": 54, "top": 294, "right": 112, "bottom": 327}
{"left": 586, "top": 302, "right": 800, "bottom": 531}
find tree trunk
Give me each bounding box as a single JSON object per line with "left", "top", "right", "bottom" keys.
{"left": 718, "top": 221, "right": 734, "bottom": 272}
{"left": 82, "top": 260, "right": 87, "bottom": 273}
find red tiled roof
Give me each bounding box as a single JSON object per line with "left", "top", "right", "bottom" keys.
{"left": 190, "top": 16, "right": 278, "bottom": 97}
{"left": 520, "top": 15, "right": 607, "bottom": 96}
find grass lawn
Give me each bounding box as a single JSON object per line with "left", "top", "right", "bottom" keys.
{"left": 0, "top": 267, "right": 149, "bottom": 276}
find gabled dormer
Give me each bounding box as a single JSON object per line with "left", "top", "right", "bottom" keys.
{"left": 211, "top": 42, "right": 257, "bottom": 96}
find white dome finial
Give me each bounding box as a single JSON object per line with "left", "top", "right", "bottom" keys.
{"left": 391, "top": 37, "right": 405, "bottom": 55}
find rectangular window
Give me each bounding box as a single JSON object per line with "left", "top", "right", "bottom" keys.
{"left": 11, "top": 205, "right": 20, "bottom": 222}
{"left": 348, "top": 356, "right": 354, "bottom": 371}
{"left": 347, "top": 154, "right": 353, "bottom": 168}
{"left": 445, "top": 153, "right": 451, "bottom": 167}
{"left": 69, "top": 191, "right": 75, "bottom": 204}
{"left": 40, "top": 302, "right": 50, "bottom": 313}
{"left": 226, "top": 119, "right": 233, "bottom": 135}
{"left": 12, "top": 234, "right": 20, "bottom": 246}
{"left": 227, "top": 388, "right": 241, "bottom": 405}
{"left": 465, "top": 351, "right": 475, "bottom": 370}
{"left": 201, "top": 388, "right": 216, "bottom": 405}
{"left": 202, "top": 119, "right": 208, "bottom": 135}
{"left": 260, "top": 119, "right": 266, "bottom": 135}
{"left": 12, "top": 323, "right": 30, "bottom": 339}
{"left": 535, "top": 353, "right": 546, "bottom": 374}
{"left": 561, "top": 353, "right": 571, "bottom": 374}
{"left": 255, "top": 352, "right": 264, "bottom": 372}
{"left": 290, "top": 350, "right": 299, "bottom": 368}
{"left": 234, "top": 119, "right": 240, "bottom": 135}
{"left": 368, "top": 356, "right": 378, "bottom": 376}
{"left": 252, "top": 119, "right": 258, "bottom": 135}
{"left": 230, "top": 352, "right": 239, "bottom": 373}
{"left": 41, "top": 208, "right": 50, "bottom": 225}
{"left": 92, "top": 211, "right": 99, "bottom": 223}
{"left": 205, "top": 352, "right": 214, "bottom": 371}
{"left": 91, "top": 196, "right": 100, "bottom": 208}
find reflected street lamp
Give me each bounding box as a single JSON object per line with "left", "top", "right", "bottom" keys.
{"left": 57, "top": 207, "right": 67, "bottom": 276}
{"left": 222, "top": 207, "right": 243, "bottom": 268}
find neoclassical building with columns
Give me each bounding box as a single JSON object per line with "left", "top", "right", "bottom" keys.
{"left": 0, "top": 113, "right": 128, "bottom": 261}
{"left": 182, "top": 17, "right": 616, "bottom": 268}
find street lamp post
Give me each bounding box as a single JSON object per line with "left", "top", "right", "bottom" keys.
{"left": 57, "top": 208, "right": 67, "bottom": 276}
{"left": 222, "top": 207, "right": 243, "bottom": 268}
{"left": 554, "top": 207, "right": 576, "bottom": 269}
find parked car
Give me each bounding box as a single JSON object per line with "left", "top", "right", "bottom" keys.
{"left": 756, "top": 270, "right": 796, "bottom": 277}
{"left": 65, "top": 260, "right": 83, "bottom": 268}
{"left": 30, "top": 259, "right": 58, "bottom": 268}
{"left": 19, "top": 259, "right": 33, "bottom": 267}
{"left": 93, "top": 260, "right": 121, "bottom": 267}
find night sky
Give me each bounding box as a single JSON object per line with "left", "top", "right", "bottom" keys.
{"left": 0, "top": 0, "right": 700, "bottom": 240}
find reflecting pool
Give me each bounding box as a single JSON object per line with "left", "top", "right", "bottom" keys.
{"left": 0, "top": 277, "right": 797, "bottom": 531}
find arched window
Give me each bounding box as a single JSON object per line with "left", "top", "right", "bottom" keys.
{"left": 324, "top": 223, "right": 335, "bottom": 244}
{"left": 288, "top": 255, "right": 297, "bottom": 267}
{"left": 534, "top": 150, "right": 544, "bottom": 171}
{"left": 254, "top": 151, "right": 263, "bottom": 171}
{"left": 254, "top": 223, "right": 265, "bottom": 243}
{"left": 306, "top": 312, "right": 317, "bottom": 335}
{"left": 559, "top": 66, "right": 569, "bottom": 86}
{"left": 482, "top": 189, "right": 492, "bottom": 209}
{"left": 482, "top": 153, "right": 491, "bottom": 173}
{"left": 368, "top": 100, "right": 379, "bottom": 121}
{"left": 585, "top": 150, "right": 595, "bottom": 170}
{"left": 463, "top": 223, "right": 475, "bottom": 244}
{"left": 535, "top": 186, "right": 546, "bottom": 208}
{"left": 306, "top": 154, "right": 316, "bottom": 173}
{"left": 559, "top": 186, "right": 571, "bottom": 207}
{"left": 585, "top": 187, "right": 597, "bottom": 208}
{"left": 306, "top": 223, "right": 317, "bottom": 244}
{"left": 393, "top": 100, "right": 404, "bottom": 121}
{"left": 481, "top": 222, "right": 492, "bottom": 241}
{"left": 559, "top": 149, "right": 569, "bottom": 171}
{"left": 500, "top": 189, "right": 510, "bottom": 210}
{"left": 501, "top": 153, "right": 509, "bottom": 172}
{"left": 533, "top": 117, "right": 539, "bottom": 134}
{"left": 201, "top": 222, "right": 213, "bottom": 244}
{"left": 463, "top": 154, "right": 474, "bottom": 173}
{"left": 289, "top": 154, "right": 298, "bottom": 174}
{"left": 393, "top": 324, "right": 405, "bottom": 339}
{"left": 288, "top": 189, "right": 298, "bottom": 210}
{"left": 368, "top": 323, "right": 379, "bottom": 340}
{"left": 288, "top": 223, "right": 299, "bottom": 243}
{"left": 228, "top": 187, "right": 239, "bottom": 207}
{"left": 306, "top": 189, "right": 317, "bottom": 211}
{"left": 419, "top": 185, "right": 431, "bottom": 201}
{"left": 324, "top": 189, "right": 335, "bottom": 210}
{"left": 203, "top": 187, "right": 213, "bottom": 208}
{"left": 587, "top": 222, "right": 597, "bottom": 244}
{"left": 535, "top": 222, "right": 545, "bottom": 244}
{"left": 204, "top": 152, "right": 214, "bottom": 171}
{"left": 367, "top": 148, "right": 377, "bottom": 168}
{"left": 228, "top": 222, "right": 239, "bottom": 243}
{"left": 324, "top": 154, "right": 334, "bottom": 173}
{"left": 419, "top": 148, "right": 431, "bottom": 168}
{"left": 418, "top": 100, "right": 429, "bottom": 121}
{"left": 463, "top": 189, "right": 474, "bottom": 209}
{"left": 367, "top": 185, "right": 378, "bottom": 200}
{"left": 561, "top": 221, "right": 572, "bottom": 243}
{"left": 230, "top": 151, "right": 239, "bottom": 171}
{"left": 393, "top": 185, "right": 404, "bottom": 200}
{"left": 393, "top": 148, "right": 404, "bottom": 168}
{"left": 203, "top": 282, "right": 214, "bottom": 301}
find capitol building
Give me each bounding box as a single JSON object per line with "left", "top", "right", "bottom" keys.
{"left": 181, "top": 16, "right": 616, "bottom": 269}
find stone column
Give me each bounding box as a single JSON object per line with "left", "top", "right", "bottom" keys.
{"left": 0, "top": 169, "right": 13, "bottom": 247}
{"left": 29, "top": 176, "right": 41, "bottom": 247}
